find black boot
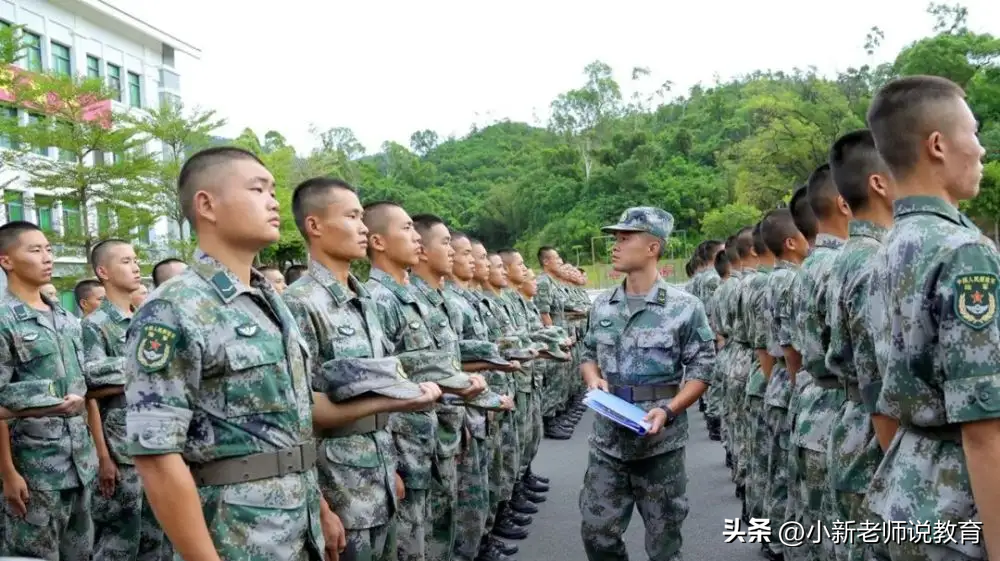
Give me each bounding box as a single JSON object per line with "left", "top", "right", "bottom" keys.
{"left": 725, "top": 450, "right": 733, "bottom": 469}
{"left": 492, "top": 504, "right": 529, "bottom": 540}
{"left": 476, "top": 537, "right": 512, "bottom": 561}
{"left": 518, "top": 485, "right": 547, "bottom": 504}
{"left": 698, "top": 398, "right": 706, "bottom": 412}
{"left": 503, "top": 508, "right": 533, "bottom": 527}
{"left": 526, "top": 466, "right": 549, "bottom": 484}
{"left": 543, "top": 419, "right": 571, "bottom": 440}
{"left": 508, "top": 494, "right": 538, "bottom": 514}
{"left": 521, "top": 474, "right": 549, "bottom": 493}
{"left": 490, "top": 535, "right": 519, "bottom": 556}
{"left": 707, "top": 417, "right": 722, "bottom": 441}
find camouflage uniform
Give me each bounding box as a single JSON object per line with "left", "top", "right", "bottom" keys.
{"left": 82, "top": 298, "right": 170, "bottom": 561}
{"left": 535, "top": 272, "right": 568, "bottom": 421}
{"left": 743, "top": 264, "right": 773, "bottom": 521}
{"left": 824, "top": 220, "right": 888, "bottom": 561}
{"left": 790, "top": 234, "right": 845, "bottom": 561}
{"left": 762, "top": 260, "right": 798, "bottom": 560}
{"left": 564, "top": 285, "right": 590, "bottom": 405}
{"left": 124, "top": 251, "right": 324, "bottom": 561}
{"left": 502, "top": 287, "right": 548, "bottom": 480}
{"left": 282, "top": 262, "right": 400, "bottom": 561}
{"left": 366, "top": 269, "right": 442, "bottom": 561}
{"left": 579, "top": 208, "right": 715, "bottom": 561}
{"left": 708, "top": 270, "right": 742, "bottom": 454}
{"left": 0, "top": 294, "right": 97, "bottom": 561}
{"left": 865, "top": 196, "right": 992, "bottom": 561}
{"left": 726, "top": 267, "right": 758, "bottom": 491}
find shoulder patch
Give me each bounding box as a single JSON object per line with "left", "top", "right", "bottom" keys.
{"left": 135, "top": 323, "right": 179, "bottom": 372}
{"left": 697, "top": 326, "right": 714, "bottom": 342}
{"left": 955, "top": 273, "right": 998, "bottom": 330}
{"left": 656, "top": 288, "right": 667, "bottom": 305}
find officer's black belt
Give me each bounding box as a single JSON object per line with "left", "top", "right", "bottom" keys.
{"left": 102, "top": 393, "right": 127, "bottom": 410}
{"left": 609, "top": 384, "right": 679, "bottom": 403}
{"left": 189, "top": 441, "right": 317, "bottom": 487}
{"left": 907, "top": 424, "right": 962, "bottom": 443}
{"left": 845, "top": 383, "right": 863, "bottom": 404}
{"left": 316, "top": 413, "right": 390, "bottom": 438}
{"left": 811, "top": 377, "right": 841, "bottom": 390}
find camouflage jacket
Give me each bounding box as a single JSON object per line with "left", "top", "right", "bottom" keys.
{"left": 124, "top": 250, "right": 322, "bottom": 557}
{"left": 81, "top": 298, "right": 132, "bottom": 466}
{"left": 710, "top": 270, "right": 742, "bottom": 337}
{"left": 0, "top": 293, "right": 97, "bottom": 490}
{"left": 731, "top": 268, "right": 759, "bottom": 345}
{"left": 442, "top": 281, "right": 491, "bottom": 439}
{"left": 282, "top": 261, "right": 397, "bottom": 530}
{"left": 500, "top": 288, "right": 535, "bottom": 393}
{"left": 763, "top": 262, "right": 798, "bottom": 410}
{"left": 823, "top": 220, "right": 886, "bottom": 494}
{"left": 581, "top": 277, "right": 715, "bottom": 460}
{"left": 535, "top": 273, "right": 567, "bottom": 326}
{"left": 366, "top": 268, "right": 439, "bottom": 489}
{"left": 480, "top": 289, "right": 521, "bottom": 395}
{"left": 745, "top": 265, "right": 774, "bottom": 352}
{"left": 791, "top": 234, "right": 846, "bottom": 454}
{"left": 700, "top": 270, "right": 722, "bottom": 328}
{"left": 410, "top": 274, "right": 464, "bottom": 459}
{"left": 865, "top": 197, "right": 992, "bottom": 559}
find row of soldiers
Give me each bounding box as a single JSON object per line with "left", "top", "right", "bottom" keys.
{"left": 0, "top": 148, "right": 593, "bottom": 561}
{"left": 685, "top": 74, "right": 994, "bottom": 561}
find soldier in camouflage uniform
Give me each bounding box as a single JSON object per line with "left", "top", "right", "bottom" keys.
{"left": 0, "top": 221, "right": 96, "bottom": 561}
{"left": 823, "top": 131, "right": 895, "bottom": 561}
{"left": 790, "top": 163, "right": 851, "bottom": 561}
{"left": 83, "top": 239, "right": 170, "bottom": 561}
{"left": 559, "top": 264, "right": 590, "bottom": 416}
{"left": 689, "top": 242, "right": 723, "bottom": 426}
{"left": 579, "top": 207, "right": 715, "bottom": 561}
{"left": 283, "top": 178, "right": 445, "bottom": 561}
{"left": 706, "top": 241, "right": 740, "bottom": 453}
{"left": 535, "top": 247, "right": 573, "bottom": 440}
{"left": 124, "top": 148, "right": 342, "bottom": 561}
{"left": 865, "top": 76, "right": 992, "bottom": 561}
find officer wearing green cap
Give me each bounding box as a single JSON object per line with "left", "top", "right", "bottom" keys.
{"left": 579, "top": 206, "right": 715, "bottom": 561}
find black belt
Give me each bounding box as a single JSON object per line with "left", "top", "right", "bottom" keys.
{"left": 811, "top": 377, "right": 841, "bottom": 390}
{"left": 190, "top": 442, "right": 317, "bottom": 487}
{"left": 845, "top": 383, "right": 862, "bottom": 404}
{"left": 102, "top": 393, "right": 126, "bottom": 410}
{"left": 907, "top": 425, "right": 962, "bottom": 443}
{"left": 609, "top": 384, "right": 679, "bottom": 403}
{"left": 316, "top": 413, "right": 390, "bottom": 438}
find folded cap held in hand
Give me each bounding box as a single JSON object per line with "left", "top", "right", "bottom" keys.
{"left": 319, "top": 356, "right": 424, "bottom": 402}
{"left": 396, "top": 349, "right": 472, "bottom": 389}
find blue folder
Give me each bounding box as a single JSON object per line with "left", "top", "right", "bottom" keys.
{"left": 582, "top": 389, "right": 653, "bottom": 436}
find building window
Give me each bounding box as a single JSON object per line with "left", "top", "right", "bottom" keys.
{"left": 107, "top": 64, "right": 121, "bottom": 102}
{"left": 61, "top": 200, "right": 81, "bottom": 237}
{"left": 137, "top": 222, "right": 151, "bottom": 245}
{"left": 86, "top": 55, "right": 101, "bottom": 78}
{"left": 0, "top": 106, "right": 18, "bottom": 149}
{"left": 51, "top": 42, "right": 70, "bottom": 75}
{"left": 127, "top": 72, "right": 141, "bottom": 108}
{"left": 22, "top": 32, "right": 42, "bottom": 72}
{"left": 34, "top": 196, "right": 54, "bottom": 233}
{"left": 27, "top": 113, "right": 47, "bottom": 156}
{"left": 98, "top": 204, "right": 114, "bottom": 235}
{"left": 4, "top": 191, "right": 24, "bottom": 221}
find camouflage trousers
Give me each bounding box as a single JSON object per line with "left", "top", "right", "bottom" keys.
{"left": 763, "top": 366, "right": 793, "bottom": 557}
{"left": 539, "top": 359, "right": 563, "bottom": 419}
{"left": 516, "top": 390, "right": 542, "bottom": 478}
{"left": 567, "top": 338, "right": 585, "bottom": 403}
{"left": 579, "top": 447, "right": 688, "bottom": 561}
{"left": 397, "top": 487, "right": 429, "bottom": 561}
{"left": 483, "top": 414, "right": 503, "bottom": 532}
{"left": 724, "top": 344, "right": 753, "bottom": 486}
{"left": 744, "top": 366, "right": 768, "bottom": 520}
{"left": 787, "top": 449, "right": 826, "bottom": 561}
{"left": 486, "top": 409, "right": 519, "bottom": 531}
{"left": 453, "top": 434, "right": 490, "bottom": 561}
{"left": 344, "top": 524, "right": 396, "bottom": 561}
{"left": 427, "top": 456, "right": 458, "bottom": 561}
{"left": 3, "top": 484, "right": 93, "bottom": 561}
{"left": 705, "top": 343, "right": 731, "bottom": 420}
{"left": 93, "top": 463, "right": 171, "bottom": 561}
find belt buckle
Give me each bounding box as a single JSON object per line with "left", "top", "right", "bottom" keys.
{"left": 276, "top": 445, "right": 303, "bottom": 476}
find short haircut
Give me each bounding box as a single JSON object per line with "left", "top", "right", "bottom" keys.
{"left": 73, "top": 279, "right": 102, "bottom": 310}
{"left": 497, "top": 248, "right": 521, "bottom": 265}
{"left": 284, "top": 264, "right": 307, "bottom": 284}
{"left": 700, "top": 240, "right": 723, "bottom": 263}
{"left": 867, "top": 75, "right": 967, "bottom": 178}
{"left": 806, "top": 163, "right": 841, "bottom": 220}
{"left": 177, "top": 146, "right": 264, "bottom": 227}
{"left": 362, "top": 201, "right": 403, "bottom": 235}
{"left": 734, "top": 227, "right": 754, "bottom": 259}
{"left": 411, "top": 214, "right": 447, "bottom": 239}
{"left": 789, "top": 185, "right": 818, "bottom": 241}
{"left": 152, "top": 258, "right": 185, "bottom": 287}
{"left": 258, "top": 264, "right": 280, "bottom": 273}
{"left": 90, "top": 238, "right": 130, "bottom": 276}
{"left": 537, "top": 246, "right": 556, "bottom": 266}
{"left": 0, "top": 221, "right": 41, "bottom": 254}
{"left": 761, "top": 208, "right": 799, "bottom": 257}
{"left": 724, "top": 235, "right": 740, "bottom": 263}
{"left": 752, "top": 222, "right": 768, "bottom": 255}
{"left": 450, "top": 230, "right": 469, "bottom": 243}
{"left": 829, "top": 129, "right": 891, "bottom": 212}
{"left": 685, "top": 260, "right": 695, "bottom": 277}
{"left": 714, "top": 248, "right": 731, "bottom": 278}
{"left": 291, "top": 177, "right": 356, "bottom": 239}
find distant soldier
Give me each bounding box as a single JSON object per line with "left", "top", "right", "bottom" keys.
{"left": 150, "top": 258, "right": 187, "bottom": 289}
{"left": 74, "top": 278, "right": 106, "bottom": 317}
{"left": 259, "top": 264, "right": 288, "bottom": 294}
{"left": 535, "top": 247, "right": 573, "bottom": 439}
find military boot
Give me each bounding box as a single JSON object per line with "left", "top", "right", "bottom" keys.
{"left": 516, "top": 483, "right": 547, "bottom": 504}
{"left": 543, "top": 419, "right": 571, "bottom": 440}
{"left": 508, "top": 493, "right": 538, "bottom": 514}
{"left": 525, "top": 466, "right": 549, "bottom": 484}
{"left": 520, "top": 474, "right": 549, "bottom": 493}
{"left": 489, "top": 536, "right": 518, "bottom": 556}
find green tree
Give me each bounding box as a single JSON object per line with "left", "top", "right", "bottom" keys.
{"left": 550, "top": 61, "right": 623, "bottom": 180}
{"left": 700, "top": 204, "right": 762, "bottom": 240}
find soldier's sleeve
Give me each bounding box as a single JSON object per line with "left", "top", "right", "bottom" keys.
{"left": 535, "top": 278, "right": 552, "bottom": 314}
{"left": 937, "top": 243, "right": 1000, "bottom": 424}
{"left": 680, "top": 301, "right": 715, "bottom": 385}
{"left": 124, "top": 298, "right": 199, "bottom": 457}
{"left": 752, "top": 289, "right": 770, "bottom": 349}
{"left": 580, "top": 305, "right": 598, "bottom": 365}
{"left": 824, "top": 270, "right": 848, "bottom": 379}
{"left": 81, "top": 319, "right": 126, "bottom": 388}
{"left": 0, "top": 318, "right": 14, "bottom": 389}
{"left": 283, "top": 293, "right": 324, "bottom": 388}
{"left": 775, "top": 278, "right": 795, "bottom": 348}
{"left": 849, "top": 268, "right": 881, "bottom": 413}
{"left": 373, "top": 298, "right": 402, "bottom": 353}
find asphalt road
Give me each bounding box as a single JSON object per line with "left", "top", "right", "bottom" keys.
{"left": 516, "top": 409, "right": 763, "bottom": 561}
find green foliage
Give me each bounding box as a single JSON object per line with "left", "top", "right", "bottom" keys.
{"left": 701, "top": 204, "right": 764, "bottom": 240}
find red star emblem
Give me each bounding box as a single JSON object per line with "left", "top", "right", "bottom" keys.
{"left": 148, "top": 340, "right": 161, "bottom": 351}
{"left": 973, "top": 291, "right": 984, "bottom": 304}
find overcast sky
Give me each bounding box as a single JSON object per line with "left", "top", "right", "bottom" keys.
{"left": 112, "top": 0, "right": 1000, "bottom": 156}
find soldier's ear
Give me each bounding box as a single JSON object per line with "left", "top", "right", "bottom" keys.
{"left": 369, "top": 232, "right": 387, "bottom": 254}
{"left": 192, "top": 190, "right": 218, "bottom": 226}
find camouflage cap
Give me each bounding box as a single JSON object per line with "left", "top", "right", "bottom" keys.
{"left": 601, "top": 206, "right": 674, "bottom": 241}
{"left": 496, "top": 335, "right": 535, "bottom": 361}
{"left": 534, "top": 331, "right": 570, "bottom": 361}
{"left": 463, "top": 387, "right": 508, "bottom": 411}
{"left": 397, "top": 349, "right": 472, "bottom": 390}
{"left": 458, "top": 339, "right": 513, "bottom": 368}
{"left": 318, "top": 356, "right": 424, "bottom": 402}
{"left": 0, "top": 380, "right": 64, "bottom": 411}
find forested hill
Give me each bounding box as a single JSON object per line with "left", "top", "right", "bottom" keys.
{"left": 245, "top": 3, "right": 1000, "bottom": 268}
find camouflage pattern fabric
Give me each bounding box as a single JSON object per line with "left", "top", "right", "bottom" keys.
{"left": 500, "top": 288, "right": 537, "bottom": 480}
{"left": 480, "top": 291, "right": 522, "bottom": 507}
{"left": 0, "top": 293, "right": 97, "bottom": 560}
{"left": 790, "top": 233, "right": 845, "bottom": 561}
{"left": 282, "top": 261, "right": 399, "bottom": 561}
{"left": 124, "top": 251, "right": 323, "bottom": 561}
{"left": 743, "top": 264, "right": 773, "bottom": 520}
{"left": 707, "top": 271, "right": 742, "bottom": 444}
{"left": 83, "top": 298, "right": 169, "bottom": 561}
{"left": 865, "top": 196, "right": 993, "bottom": 561}
{"left": 824, "top": 221, "right": 887, "bottom": 561}
{"left": 726, "top": 267, "right": 758, "bottom": 489}
{"left": 535, "top": 272, "right": 568, "bottom": 418}
{"left": 366, "top": 268, "right": 440, "bottom": 561}
{"left": 579, "top": 274, "right": 715, "bottom": 561}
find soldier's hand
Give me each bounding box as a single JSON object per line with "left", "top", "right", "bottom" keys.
{"left": 98, "top": 456, "right": 118, "bottom": 498}
{"left": 401, "top": 382, "right": 441, "bottom": 411}
{"left": 500, "top": 360, "right": 521, "bottom": 373}
{"left": 453, "top": 375, "right": 487, "bottom": 399}
{"left": 320, "top": 509, "right": 346, "bottom": 561}
{"left": 0, "top": 405, "right": 13, "bottom": 420}
{"left": 644, "top": 408, "right": 668, "bottom": 436}
{"left": 54, "top": 394, "right": 86, "bottom": 416}
{"left": 587, "top": 378, "right": 609, "bottom": 392}
{"left": 395, "top": 473, "right": 406, "bottom": 500}
{"left": 499, "top": 395, "right": 515, "bottom": 411}
{"left": 2, "top": 471, "right": 29, "bottom": 517}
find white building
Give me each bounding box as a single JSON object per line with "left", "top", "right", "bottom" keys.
{"left": 0, "top": 0, "right": 199, "bottom": 291}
